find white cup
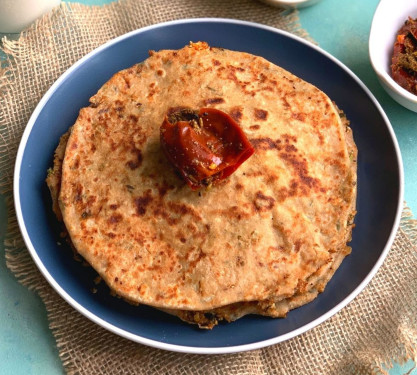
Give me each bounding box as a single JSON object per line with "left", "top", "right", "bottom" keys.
{"left": 0, "top": 0, "right": 61, "bottom": 33}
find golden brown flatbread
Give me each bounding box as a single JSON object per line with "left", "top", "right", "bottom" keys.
{"left": 47, "top": 42, "right": 357, "bottom": 328}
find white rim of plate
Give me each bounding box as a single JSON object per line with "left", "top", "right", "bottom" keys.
{"left": 14, "top": 18, "right": 404, "bottom": 355}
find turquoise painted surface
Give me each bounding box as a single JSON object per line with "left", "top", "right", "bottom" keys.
{"left": 1, "top": 0, "right": 416, "bottom": 374}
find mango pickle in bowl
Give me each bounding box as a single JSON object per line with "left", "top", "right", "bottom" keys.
{"left": 369, "top": 0, "right": 417, "bottom": 112}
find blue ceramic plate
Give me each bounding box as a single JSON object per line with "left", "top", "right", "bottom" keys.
{"left": 14, "top": 19, "right": 403, "bottom": 354}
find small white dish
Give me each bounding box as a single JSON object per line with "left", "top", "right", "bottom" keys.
{"left": 258, "top": 0, "right": 321, "bottom": 9}
{"left": 0, "top": 0, "right": 60, "bottom": 34}
{"left": 369, "top": 0, "right": 417, "bottom": 112}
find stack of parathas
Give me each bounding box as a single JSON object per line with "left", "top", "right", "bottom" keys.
{"left": 47, "top": 42, "right": 357, "bottom": 329}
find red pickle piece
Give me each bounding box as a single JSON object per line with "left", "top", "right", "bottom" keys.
{"left": 160, "top": 107, "right": 255, "bottom": 190}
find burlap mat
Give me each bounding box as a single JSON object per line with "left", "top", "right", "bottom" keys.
{"left": 1, "top": 1, "right": 416, "bottom": 374}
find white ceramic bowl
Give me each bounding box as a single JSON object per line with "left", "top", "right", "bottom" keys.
{"left": 369, "top": 0, "right": 417, "bottom": 112}
{"left": 258, "top": 0, "right": 321, "bottom": 9}
{"left": 0, "top": 0, "right": 60, "bottom": 33}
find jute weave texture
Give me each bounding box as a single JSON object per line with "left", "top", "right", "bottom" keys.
{"left": 1, "top": 1, "right": 416, "bottom": 374}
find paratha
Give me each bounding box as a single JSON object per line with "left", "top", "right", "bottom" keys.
{"left": 47, "top": 42, "right": 357, "bottom": 328}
